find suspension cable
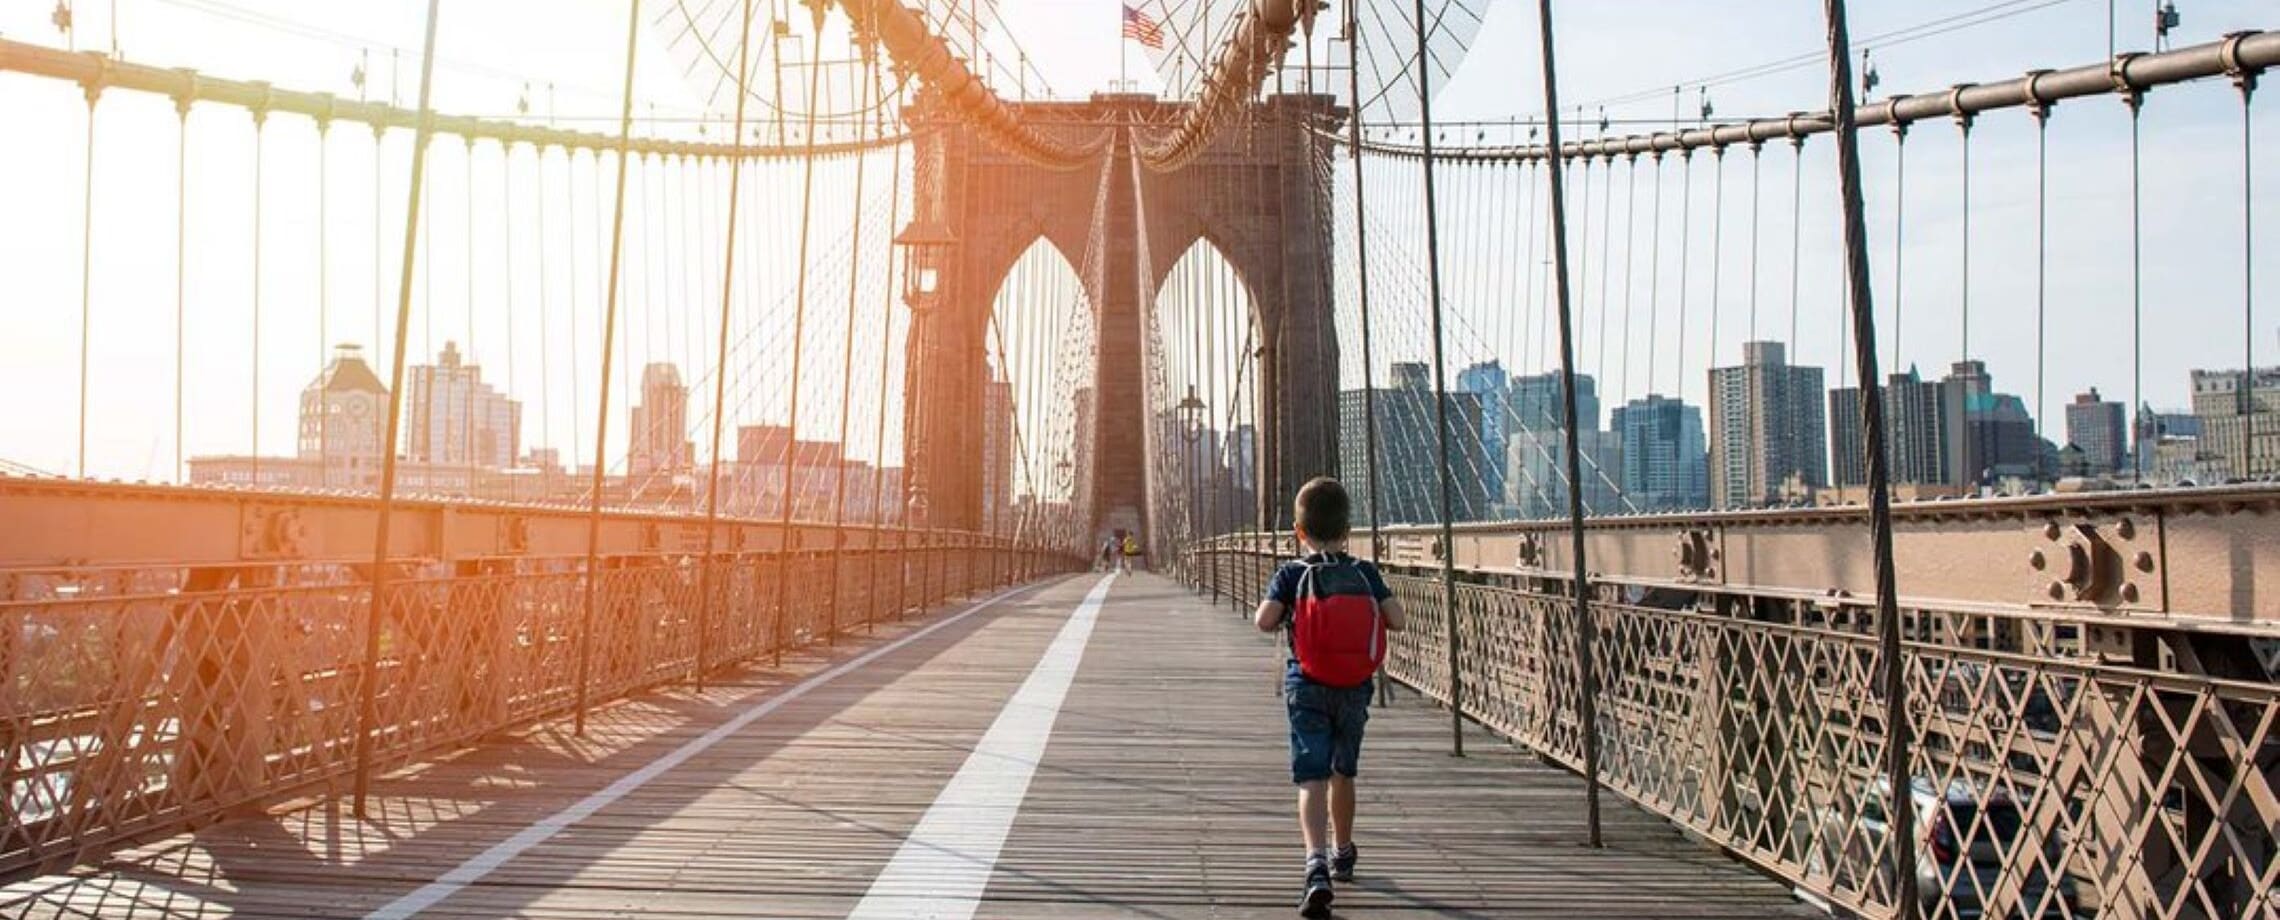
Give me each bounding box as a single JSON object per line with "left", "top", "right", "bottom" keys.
{"left": 76, "top": 76, "right": 100, "bottom": 479}
{"left": 2123, "top": 67, "right": 2144, "bottom": 480}
{"left": 2031, "top": 95, "right": 2049, "bottom": 467}
{"left": 770, "top": 15, "right": 828, "bottom": 666}
{"left": 1956, "top": 101, "right": 1974, "bottom": 362}
{"left": 1706, "top": 144, "right": 1725, "bottom": 386}
{"left": 2239, "top": 54, "right": 2259, "bottom": 476}
{"left": 1533, "top": 0, "right": 1602, "bottom": 848}
{"left": 571, "top": 0, "right": 650, "bottom": 738}
{"left": 825, "top": 51, "right": 878, "bottom": 645}
{"left": 1788, "top": 135, "right": 1805, "bottom": 355}
{"left": 174, "top": 90, "right": 190, "bottom": 482}
{"left": 251, "top": 102, "right": 268, "bottom": 483}
{"left": 352, "top": 0, "right": 445, "bottom": 820}
{"left": 1889, "top": 120, "right": 1907, "bottom": 374}
{"left": 318, "top": 115, "right": 332, "bottom": 476}
{"left": 1748, "top": 139, "right": 1763, "bottom": 344}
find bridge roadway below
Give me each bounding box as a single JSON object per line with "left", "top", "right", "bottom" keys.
{"left": 2, "top": 573, "right": 1811, "bottom": 919}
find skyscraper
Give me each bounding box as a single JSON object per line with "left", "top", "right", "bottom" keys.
{"left": 1338, "top": 363, "right": 1488, "bottom": 525}
{"left": 629, "top": 363, "right": 693, "bottom": 480}
{"left": 1506, "top": 428, "right": 1624, "bottom": 518}
{"left": 1609, "top": 395, "right": 1707, "bottom": 512}
{"left": 297, "top": 343, "right": 390, "bottom": 490}
{"left": 2189, "top": 366, "right": 2280, "bottom": 479}
{"left": 1707, "top": 341, "right": 1826, "bottom": 509}
{"left": 1829, "top": 367, "right": 1949, "bottom": 488}
{"left": 982, "top": 376, "right": 1014, "bottom": 531}
{"left": 2064, "top": 388, "right": 2128, "bottom": 476}
{"left": 1940, "top": 359, "right": 2045, "bottom": 487}
{"left": 1454, "top": 360, "right": 1509, "bottom": 507}
{"left": 1506, "top": 370, "right": 1599, "bottom": 440}
{"left": 405, "top": 341, "right": 521, "bottom": 472}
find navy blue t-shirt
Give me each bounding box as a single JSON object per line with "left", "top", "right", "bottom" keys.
{"left": 1264, "top": 552, "right": 1393, "bottom": 684}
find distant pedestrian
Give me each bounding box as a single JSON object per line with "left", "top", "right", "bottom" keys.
{"left": 1252, "top": 477, "right": 1404, "bottom": 917}
{"left": 1119, "top": 532, "right": 1139, "bottom": 574}
{"left": 1099, "top": 537, "right": 1117, "bottom": 572}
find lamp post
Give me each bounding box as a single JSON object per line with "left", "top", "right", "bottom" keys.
{"left": 894, "top": 215, "right": 953, "bottom": 608}
{"left": 894, "top": 216, "right": 954, "bottom": 525}
{"left": 1177, "top": 384, "right": 1207, "bottom": 588}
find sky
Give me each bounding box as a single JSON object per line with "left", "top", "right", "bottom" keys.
{"left": 0, "top": 0, "right": 2272, "bottom": 483}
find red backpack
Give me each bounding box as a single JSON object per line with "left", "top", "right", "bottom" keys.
{"left": 1290, "top": 558, "right": 1387, "bottom": 689}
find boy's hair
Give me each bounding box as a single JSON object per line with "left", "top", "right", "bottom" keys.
{"left": 1294, "top": 477, "right": 1352, "bottom": 543}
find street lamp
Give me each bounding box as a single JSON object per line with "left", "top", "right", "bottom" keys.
{"left": 1176, "top": 384, "right": 1208, "bottom": 587}
{"left": 894, "top": 217, "right": 955, "bottom": 532}
{"left": 894, "top": 217, "right": 957, "bottom": 310}
{"left": 1176, "top": 384, "right": 1207, "bottom": 444}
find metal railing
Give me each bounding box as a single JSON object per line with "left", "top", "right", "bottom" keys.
{"left": 0, "top": 487, "right": 1079, "bottom": 876}
{"left": 1191, "top": 534, "right": 2279, "bottom": 920}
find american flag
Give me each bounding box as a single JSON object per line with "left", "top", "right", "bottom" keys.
{"left": 1121, "top": 4, "right": 1165, "bottom": 50}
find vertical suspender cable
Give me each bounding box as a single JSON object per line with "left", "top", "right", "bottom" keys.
{"left": 773, "top": 17, "right": 827, "bottom": 666}
{"left": 1533, "top": 0, "right": 1600, "bottom": 848}
{"left": 572, "top": 0, "right": 649, "bottom": 738}
{"left": 1647, "top": 151, "right": 1663, "bottom": 395}
{"left": 2237, "top": 52, "right": 2258, "bottom": 475}
{"left": 871, "top": 137, "right": 906, "bottom": 627}
{"left": 1345, "top": 4, "right": 1382, "bottom": 550}
{"left": 1817, "top": 3, "right": 1913, "bottom": 915}
{"left": 1596, "top": 153, "right": 1614, "bottom": 402}
{"left": 2122, "top": 63, "right": 2144, "bottom": 480}
{"left": 76, "top": 79, "right": 101, "bottom": 479}
{"left": 827, "top": 56, "right": 878, "bottom": 645}
{"left": 319, "top": 118, "right": 331, "bottom": 476}
{"left": 2031, "top": 94, "right": 2049, "bottom": 464}
{"left": 465, "top": 138, "right": 478, "bottom": 491}
{"left": 538, "top": 145, "right": 554, "bottom": 480}
{"left": 1619, "top": 154, "right": 1637, "bottom": 410}
{"left": 374, "top": 123, "right": 386, "bottom": 361}
{"left": 502, "top": 145, "right": 517, "bottom": 495}
{"left": 696, "top": 0, "right": 757, "bottom": 692}
{"left": 1788, "top": 136, "right": 1804, "bottom": 356}
{"left": 174, "top": 92, "right": 190, "bottom": 483}
{"left": 352, "top": 0, "right": 444, "bottom": 818}
{"left": 1748, "top": 141, "right": 1762, "bottom": 343}
{"left": 1889, "top": 123, "right": 1907, "bottom": 375}
{"left": 1409, "top": 0, "right": 1464, "bottom": 757}
{"left": 1706, "top": 145, "right": 1724, "bottom": 396}
{"left": 251, "top": 104, "right": 267, "bottom": 483}
{"left": 1956, "top": 106, "right": 1973, "bottom": 362}
{"left": 1675, "top": 149, "right": 1692, "bottom": 411}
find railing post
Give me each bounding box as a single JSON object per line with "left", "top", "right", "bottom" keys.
{"left": 1818, "top": 3, "right": 1916, "bottom": 917}
{"left": 1533, "top": 0, "right": 1603, "bottom": 847}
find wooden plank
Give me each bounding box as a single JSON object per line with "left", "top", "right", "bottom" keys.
{"left": 1, "top": 574, "right": 1815, "bottom": 919}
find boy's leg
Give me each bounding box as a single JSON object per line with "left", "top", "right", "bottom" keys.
{"left": 1328, "top": 774, "right": 1356, "bottom": 846}
{"left": 1297, "top": 780, "right": 1331, "bottom": 852}
{"left": 1288, "top": 683, "right": 1338, "bottom": 916}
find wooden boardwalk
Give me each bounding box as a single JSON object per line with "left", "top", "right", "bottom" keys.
{"left": 2, "top": 573, "right": 1814, "bottom": 919}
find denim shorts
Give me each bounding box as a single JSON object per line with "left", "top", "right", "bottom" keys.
{"left": 1285, "top": 675, "right": 1372, "bottom": 784}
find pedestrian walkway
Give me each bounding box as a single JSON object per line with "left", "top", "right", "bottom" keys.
{"left": 2, "top": 573, "right": 1812, "bottom": 918}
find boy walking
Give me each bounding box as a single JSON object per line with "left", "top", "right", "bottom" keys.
{"left": 1252, "top": 477, "right": 1405, "bottom": 917}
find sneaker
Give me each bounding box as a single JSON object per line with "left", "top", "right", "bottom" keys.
{"left": 1331, "top": 844, "right": 1358, "bottom": 882}
{"left": 1299, "top": 862, "right": 1334, "bottom": 917}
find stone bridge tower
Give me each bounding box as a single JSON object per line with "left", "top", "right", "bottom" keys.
{"left": 900, "top": 91, "right": 1341, "bottom": 540}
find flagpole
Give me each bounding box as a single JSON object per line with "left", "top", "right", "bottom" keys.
{"left": 1119, "top": 4, "right": 1128, "bottom": 90}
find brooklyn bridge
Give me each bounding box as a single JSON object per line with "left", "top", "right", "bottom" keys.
{"left": 0, "top": 0, "right": 2275, "bottom": 917}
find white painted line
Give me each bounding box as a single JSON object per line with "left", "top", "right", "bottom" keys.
{"left": 845, "top": 573, "right": 1117, "bottom": 920}
{"left": 364, "top": 580, "right": 1056, "bottom": 920}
